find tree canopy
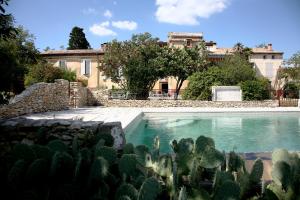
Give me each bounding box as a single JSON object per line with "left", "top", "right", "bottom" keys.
{"left": 67, "top": 26, "right": 90, "bottom": 50}
{"left": 182, "top": 53, "right": 262, "bottom": 100}
{"left": 0, "top": 26, "right": 39, "bottom": 94}
{"left": 161, "top": 42, "right": 208, "bottom": 98}
{"left": 102, "top": 32, "right": 165, "bottom": 99}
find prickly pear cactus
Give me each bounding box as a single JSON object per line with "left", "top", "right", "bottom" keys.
{"left": 176, "top": 138, "right": 194, "bottom": 156}
{"left": 272, "top": 149, "right": 290, "bottom": 165}
{"left": 156, "top": 155, "right": 173, "bottom": 177}
{"left": 12, "top": 143, "right": 36, "bottom": 164}
{"left": 95, "top": 146, "right": 117, "bottom": 165}
{"left": 119, "top": 154, "right": 138, "bottom": 177}
{"left": 138, "top": 177, "right": 160, "bottom": 200}
{"left": 228, "top": 151, "right": 244, "bottom": 172}
{"left": 213, "top": 180, "right": 240, "bottom": 200}
{"left": 195, "top": 136, "right": 215, "bottom": 155}
{"left": 199, "top": 147, "right": 224, "bottom": 169}
{"left": 271, "top": 161, "right": 291, "bottom": 190}
{"left": 249, "top": 158, "right": 264, "bottom": 183}
{"left": 213, "top": 170, "right": 234, "bottom": 191}
{"left": 115, "top": 183, "right": 138, "bottom": 200}
{"left": 118, "top": 196, "right": 132, "bottom": 200}
{"left": 8, "top": 159, "right": 27, "bottom": 190}
{"left": 49, "top": 151, "right": 74, "bottom": 182}
{"left": 134, "top": 145, "right": 152, "bottom": 167}
{"left": 89, "top": 157, "right": 108, "bottom": 185}
{"left": 72, "top": 135, "right": 79, "bottom": 156}
{"left": 25, "top": 158, "right": 49, "bottom": 185}
{"left": 47, "top": 139, "right": 68, "bottom": 152}
{"left": 95, "top": 133, "right": 115, "bottom": 147}
{"left": 178, "top": 186, "right": 187, "bottom": 200}
{"left": 31, "top": 144, "right": 52, "bottom": 161}
{"left": 123, "top": 143, "right": 135, "bottom": 154}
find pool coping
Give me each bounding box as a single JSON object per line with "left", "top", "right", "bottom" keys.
{"left": 24, "top": 106, "right": 300, "bottom": 130}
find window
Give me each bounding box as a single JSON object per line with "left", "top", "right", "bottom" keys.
{"left": 81, "top": 59, "right": 91, "bottom": 76}
{"left": 186, "top": 39, "right": 192, "bottom": 47}
{"left": 265, "top": 62, "right": 274, "bottom": 78}
{"left": 59, "top": 60, "right": 66, "bottom": 69}
{"left": 272, "top": 55, "right": 275, "bottom": 59}
{"left": 263, "top": 55, "right": 266, "bottom": 59}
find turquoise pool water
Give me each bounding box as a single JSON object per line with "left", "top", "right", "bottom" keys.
{"left": 125, "top": 112, "right": 300, "bottom": 153}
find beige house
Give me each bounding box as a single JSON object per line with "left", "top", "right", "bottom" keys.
{"left": 41, "top": 32, "right": 284, "bottom": 93}
{"left": 41, "top": 49, "right": 117, "bottom": 89}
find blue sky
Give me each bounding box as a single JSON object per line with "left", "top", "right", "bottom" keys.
{"left": 8, "top": 0, "right": 300, "bottom": 58}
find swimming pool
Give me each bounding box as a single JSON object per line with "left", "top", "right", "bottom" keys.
{"left": 125, "top": 112, "right": 300, "bottom": 153}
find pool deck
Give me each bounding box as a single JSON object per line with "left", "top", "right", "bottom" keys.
{"left": 24, "top": 106, "right": 300, "bottom": 129}
{"left": 24, "top": 106, "right": 300, "bottom": 181}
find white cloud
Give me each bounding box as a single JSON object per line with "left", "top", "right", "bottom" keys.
{"left": 113, "top": 1, "right": 117, "bottom": 5}
{"left": 89, "top": 21, "right": 117, "bottom": 36}
{"left": 82, "top": 8, "right": 98, "bottom": 15}
{"left": 104, "top": 9, "right": 113, "bottom": 18}
{"left": 112, "top": 20, "right": 138, "bottom": 31}
{"left": 155, "top": 0, "right": 230, "bottom": 25}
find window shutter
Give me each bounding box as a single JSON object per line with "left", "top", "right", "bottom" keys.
{"left": 87, "top": 60, "right": 91, "bottom": 75}
{"left": 81, "top": 60, "right": 85, "bottom": 75}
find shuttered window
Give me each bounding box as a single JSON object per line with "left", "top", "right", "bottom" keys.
{"left": 81, "top": 59, "right": 91, "bottom": 76}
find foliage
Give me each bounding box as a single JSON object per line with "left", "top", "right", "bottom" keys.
{"left": 285, "top": 51, "right": 300, "bottom": 68}
{"left": 102, "top": 32, "right": 166, "bottom": 99}
{"left": 0, "top": 0, "right": 17, "bottom": 40}
{"left": 282, "top": 82, "right": 300, "bottom": 98}
{"left": 183, "top": 53, "right": 257, "bottom": 100}
{"left": 161, "top": 43, "right": 208, "bottom": 98}
{"left": 3, "top": 130, "right": 300, "bottom": 200}
{"left": 182, "top": 67, "right": 226, "bottom": 100}
{"left": 0, "top": 26, "right": 39, "bottom": 94}
{"left": 25, "top": 60, "right": 76, "bottom": 86}
{"left": 239, "top": 78, "right": 270, "bottom": 100}
{"left": 67, "top": 26, "right": 90, "bottom": 50}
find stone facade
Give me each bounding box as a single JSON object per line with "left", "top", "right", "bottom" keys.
{"left": 69, "top": 82, "right": 88, "bottom": 108}
{"left": 0, "top": 117, "right": 125, "bottom": 157}
{"left": 0, "top": 79, "right": 70, "bottom": 119}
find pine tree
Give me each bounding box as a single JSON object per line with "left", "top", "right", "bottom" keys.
{"left": 67, "top": 26, "right": 90, "bottom": 50}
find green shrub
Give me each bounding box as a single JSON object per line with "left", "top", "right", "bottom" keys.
{"left": 240, "top": 78, "right": 270, "bottom": 100}
{"left": 182, "top": 67, "right": 225, "bottom": 100}
{"left": 283, "top": 82, "right": 300, "bottom": 98}
{"left": 25, "top": 61, "right": 76, "bottom": 86}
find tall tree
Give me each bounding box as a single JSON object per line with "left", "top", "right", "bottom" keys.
{"left": 233, "top": 42, "right": 252, "bottom": 59}
{"left": 0, "top": 0, "right": 17, "bottom": 40}
{"left": 102, "top": 32, "right": 165, "bottom": 99}
{"left": 67, "top": 26, "right": 90, "bottom": 50}
{"left": 162, "top": 42, "right": 208, "bottom": 98}
{"left": 0, "top": 26, "right": 39, "bottom": 94}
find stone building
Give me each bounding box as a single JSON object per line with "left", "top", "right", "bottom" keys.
{"left": 41, "top": 32, "right": 283, "bottom": 94}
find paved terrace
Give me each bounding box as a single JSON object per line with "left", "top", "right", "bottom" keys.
{"left": 25, "top": 106, "right": 300, "bottom": 180}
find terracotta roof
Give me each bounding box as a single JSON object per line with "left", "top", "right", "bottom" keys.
{"left": 251, "top": 48, "right": 283, "bottom": 54}
{"left": 41, "top": 49, "right": 104, "bottom": 56}
{"left": 168, "top": 32, "right": 203, "bottom": 38}
{"left": 210, "top": 48, "right": 235, "bottom": 55}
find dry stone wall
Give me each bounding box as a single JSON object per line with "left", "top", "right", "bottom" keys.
{"left": 0, "top": 79, "right": 70, "bottom": 119}
{"left": 0, "top": 117, "right": 125, "bottom": 157}
{"left": 86, "top": 89, "right": 279, "bottom": 107}
{"left": 69, "top": 82, "right": 88, "bottom": 108}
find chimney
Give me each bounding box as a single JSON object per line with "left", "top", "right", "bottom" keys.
{"left": 267, "top": 43, "right": 272, "bottom": 51}
{"left": 101, "top": 43, "right": 107, "bottom": 51}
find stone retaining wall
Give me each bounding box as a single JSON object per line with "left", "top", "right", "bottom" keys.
{"left": 69, "top": 82, "right": 88, "bottom": 108}
{"left": 0, "top": 79, "right": 70, "bottom": 119}
{"left": 0, "top": 118, "right": 125, "bottom": 157}
{"left": 86, "top": 89, "right": 279, "bottom": 107}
